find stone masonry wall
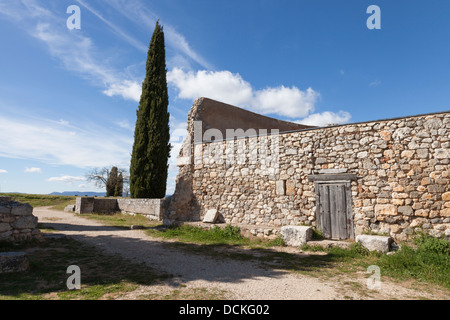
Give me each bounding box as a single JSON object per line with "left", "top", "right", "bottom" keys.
{"left": 0, "top": 198, "right": 43, "bottom": 242}
{"left": 74, "top": 197, "right": 165, "bottom": 221}
{"left": 183, "top": 112, "right": 449, "bottom": 241}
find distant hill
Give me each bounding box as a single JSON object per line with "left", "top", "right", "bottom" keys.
{"left": 49, "top": 191, "right": 107, "bottom": 197}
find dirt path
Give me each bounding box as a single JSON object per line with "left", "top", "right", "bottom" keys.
{"left": 34, "top": 207, "right": 447, "bottom": 300}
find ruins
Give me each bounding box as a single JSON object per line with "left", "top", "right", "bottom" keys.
{"left": 164, "top": 97, "right": 450, "bottom": 242}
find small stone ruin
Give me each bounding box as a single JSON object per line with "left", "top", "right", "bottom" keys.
{"left": 0, "top": 196, "right": 42, "bottom": 242}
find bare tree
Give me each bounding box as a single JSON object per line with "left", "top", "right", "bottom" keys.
{"left": 86, "top": 167, "right": 129, "bottom": 196}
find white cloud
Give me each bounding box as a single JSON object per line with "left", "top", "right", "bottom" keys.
{"left": 0, "top": 169, "right": 7, "bottom": 174}
{"left": 254, "top": 86, "right": 318, "bottom": 118}
{"left": 47, "top": 176, "right": 85, "bottom": 183}
{"left": 168, "top": 69, "right": 253, "bottom": 106}
{"left": 167, "top": 68, "right": 320, "bottom": 119}
{"left": 103, "top": 80, "right": 142, "bottom": 102}
{"left": 297, "top": 111, "right": 352, "bottom": 127}
{"left": 0, "top": 113, "right": 132, "bottom": 168}
{"left": 116, "top": 119, "right": 134, "bottom": 131}
{"left": 24, "top": 167, "right": 42, "bottom": 174}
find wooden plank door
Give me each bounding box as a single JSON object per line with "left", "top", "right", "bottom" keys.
{"left": 317, "top": 183, "right": 352, "bottom": 240}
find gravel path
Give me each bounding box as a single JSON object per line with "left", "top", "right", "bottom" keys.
{"left": 34, "top": 207, "right": 447, "bottom": 300}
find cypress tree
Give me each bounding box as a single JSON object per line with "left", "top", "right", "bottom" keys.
{"left": 115, "top": 173, "right": 124, "bottom": 197}
{"left": 130, "top": 21, "right": 171, "bottom": 199}
{"left": 106, "top": 166, "right": 118, "bottom": 197}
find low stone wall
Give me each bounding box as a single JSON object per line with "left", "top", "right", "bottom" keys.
{"left": 117, "top": 198, "right": 165, "bottom": 220}
{"left": 74, "top": 197, "right": 165, "bottom": 221}
{"left": 0, "top": 200, "right": 42, "bottom": 242}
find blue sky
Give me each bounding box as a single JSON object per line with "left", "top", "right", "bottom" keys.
{"left": 0, "top": 0, "right": 449, "bottom": 195}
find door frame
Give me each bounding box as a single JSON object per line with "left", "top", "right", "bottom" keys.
{"left": 308, "top": 173, "right": 356, "bottom": 240}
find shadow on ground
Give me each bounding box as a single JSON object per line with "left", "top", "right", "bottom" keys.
{"left": 0, "top": 220, "right": 351, "bottom": 299}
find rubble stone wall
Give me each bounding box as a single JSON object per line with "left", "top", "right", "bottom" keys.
{"left": 171, "top": 111, "right": 450, "bottom": 241}
{"left": 74, "top": 197, "right": 165, "bottom": 221}
{"left": 0, "top": 200, "right": 42, "bottom": 242}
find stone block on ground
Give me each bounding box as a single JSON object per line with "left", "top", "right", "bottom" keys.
{"left": 0, "top": 252, "right": 29, "bottom": 273}
{"left": 203, "top": 209, "right": 219, "bottom": 223}
{"left": 356, "top": 235, "right": 392, "bottom": 253}
{"left": 64, "top": 204, "right": 76, "bottom": 212}
{"left": 281, "top": 226, "right": 313, "bottom": 247}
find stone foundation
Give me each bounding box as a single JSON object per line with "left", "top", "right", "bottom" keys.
{"left": 0, "top": 200, "right": 43, "bottom": 242}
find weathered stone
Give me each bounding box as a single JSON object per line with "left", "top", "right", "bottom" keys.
{"left": 434, "top": 148, "right": 449, "bottom": 159}
{"left": 286, "top": 180, "right": 296, "bottom": 196}
{"left": 275, "top": 180, "right": 286, "bottom": 196}
{"left": 0, "top": 231, "right": 12, "bottom": 240}
{"left": 203, "top": 209, "right": 219, "bottom": 223}
{"left": 0, "top": 223, "right": 12, "bottom": 233}
{"left": 398, "top": 206, "right": 413, "bottom": 216}
{"left": 416, "top": 149, "right": 429, "bottom": 159}
{"left": 427, "top": 184, "right": 445, "bottom": 193}
{"left": 281, "top": 226, "right": 312, "bottom": 246}
{"left": 401, "top": 150, "right": 415, "bottom": 159}
{"left": 442, "top": 192, "right": 450, "bottom": 201}
{"left": 13, "top": 216, "right": 38, "bottom": 229}
{"left": 379, "top": 131, "right": 391, "bottom": 141}
{"left": 440, "top": 208, "right": 450, "bottom": 217}
{"left": 356, "top": 235, "right": 392, "bottom": 253}
{"left": 375, "top": 204, "right": 397, "bottom": 216}
{"left": 0, "top": 252, "right": 29, "bottom": 273}
{"left": 10, "top": 203, "right": 33, "bottom": 216}
{"left": 64, "top": 204, "right": 75, "bottom": 212}
{"left": 357, "top": 151, "right": 368, "bottom": 159}
{"left": 424, "top": 118, "right": 442, "bottom": 130}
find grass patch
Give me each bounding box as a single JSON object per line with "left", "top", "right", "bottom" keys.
{"left": 149, "top": 224, "right": 249, "bottom": 246}
{"left": 146, "top": 224, "right": 286, "bottom": 248}
{"left": 301, "top": 233, "right": 450, "bottom": 290}
{"left": 0, "top": 193, "right": 76, "bottom": 210}
{"left": 0, "top": 237, "right": 168, "bottom": 300}
{"left": 376, "top": 233, "right": 449, "bottom": 289}
{"left": 82, "top": 212, "right": 160, "bottom": 230}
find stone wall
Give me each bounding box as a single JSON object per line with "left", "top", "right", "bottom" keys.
{"left": 117, "top": 198, "right": 166, "bottom": 220}
{"left": 0, "top": 199, "right": 42, "bottom": 242}
{"left": 168, "top": 110, "right": 450, "bottom": 241}
{"left": 74, "top": 197, "right": 165, "bottom": 221}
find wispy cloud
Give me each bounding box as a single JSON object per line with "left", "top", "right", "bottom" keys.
{"left": 116, "top": 119, "right": 134, "bottom": 131}
{"left": 0, "top": 169, "right": 7, "bottom": 174}
{"left": 24, "top": 167, "right": 42, "bottom": 174}
{"left": 369, "top": 80, "right": 381, "bottom": 87}
{"left": 47, "top": 176, "right": 85, "bottom": 183}
{"left": 0, "top": 0, "right": 142, "bottom": 102}
{"left": 0, "top": 112, "right": 132, "bottom": 168}
{"left": 103, "top": 0, "right": 212, "bottom": 70}
{"left": 75, "top": 0, "right": 148, "bottom": 53}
